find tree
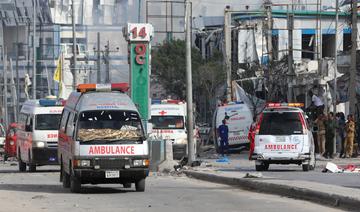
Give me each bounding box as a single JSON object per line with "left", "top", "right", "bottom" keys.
{"left": 152, "top": 40, "right": 226, "bottom": 123}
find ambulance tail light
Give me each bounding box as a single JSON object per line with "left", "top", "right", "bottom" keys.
{"left": 77, "top": 83, "right": 129, "bottom": 93}
{"left": 255, "top": 113, "right": 263, "bottom": 135}
{"left": 298, "top": 112, "right": 307, "bottom": 134}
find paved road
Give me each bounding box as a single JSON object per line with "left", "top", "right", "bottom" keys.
{"left": 0, "top": 163, "right": 342, "bottom": 212}
{"left": 199, "top": 149, "right": 360, "bottom": 189}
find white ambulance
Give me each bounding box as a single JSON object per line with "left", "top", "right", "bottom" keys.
{"left": 213, "top": 102, "right": 253, "bottom": 152}
{"left": 150, "top": 100, "right": 190, "bottom": 159}
{"left": 17, "top": 97, "right": 64, "bottom": 172}
{"left": 58, "top": 83, "right": 150, "bottom": 193}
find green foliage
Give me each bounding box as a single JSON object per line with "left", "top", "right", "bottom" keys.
{"left": 152, "top": 39, "right": 225, "bottom": 101}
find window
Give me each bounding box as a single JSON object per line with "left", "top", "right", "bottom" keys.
{"left": 259, "top": 112, "right": 303, "bottom": 135}
{"left": 302, "top": 34, "right": 315, "bottom": 59}
{"left": 322, "top": 34, "right": 335, "bottom": 58}
{"left": 35, "top": 114, "right": 62, "bottom": 130}
{"left": 77, "top": 110, "right": 144, "bottom": 142}
{"left": 66, "top": 113, "right": 75, "bottom": 136}
{"left": 151, "top": 116, "right": 184, "bottom": 129}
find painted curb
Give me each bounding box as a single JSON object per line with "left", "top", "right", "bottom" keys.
{"left": 184, "top": 170, "right": 360, "bottom": 211}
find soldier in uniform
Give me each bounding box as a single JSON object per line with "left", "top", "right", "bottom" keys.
{"left": 345, "top": 114, "right": 355, "bottom": 158}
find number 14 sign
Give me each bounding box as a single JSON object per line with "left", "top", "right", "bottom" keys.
{"left": 126, "top": 23, "right": 153, "bottom": 42}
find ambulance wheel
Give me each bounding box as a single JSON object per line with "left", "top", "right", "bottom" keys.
{"left": 302, "top": 164, "right": 310, "bottom": 172}
{"left": 70, "top": 176, "right": 81, "bottom": 193}
{"left": 255, "top": 164, "right": 263, "bottom": 171}
{"left": 4, "top": 154, "right": 8, "bottom": 161}
{"left": 123, "top": 183, "right": 131, "bottom": 188}
{"left": 135, "top": 178, "right": 145, "bottom": 192}
{"left": 263, "top": 163, "right": 269, "bottom": 171}
{"left": 29, "top": 164, "right": 36, "bottom": 172}
{"left": 62, "top": 170, "right": 70, "bottom": 188}
{"left": 18, "top": 159, "right": 26, "bottom": 172}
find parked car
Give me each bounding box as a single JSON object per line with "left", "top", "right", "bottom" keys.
{"left": 4, "top": 123, "right": 17, "bottom": 161}
{"left": 251, "top": 103, "right": 316, "bottom": 172}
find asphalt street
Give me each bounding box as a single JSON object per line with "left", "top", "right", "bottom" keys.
{"left": 199, "top": 148, "right": 360, "bottom": 189}
{"left": 0, "top": 162, "right": 342, "bottom": 212}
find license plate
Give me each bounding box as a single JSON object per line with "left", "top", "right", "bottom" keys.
{"left": 276, "top": 136, "right": 286, "bottom": 142}
{"left": 105, "top": 170, "right": 120, "bottom": 178}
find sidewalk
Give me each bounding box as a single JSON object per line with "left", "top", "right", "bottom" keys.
{"left": 183, "top": 148, "right": 360, "bottom": 211}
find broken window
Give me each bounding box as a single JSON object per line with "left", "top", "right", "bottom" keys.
{"left": 302, "top": 34, "right": 315, "bottom": 60}
{"left": 343, "top": 33, "right": 351, "bottom": 52}
{"left": 322, "top": 34, "right": 335, "bottom": 58}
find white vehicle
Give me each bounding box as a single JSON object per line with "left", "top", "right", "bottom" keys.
{"left": 150, "top": 100, "right": 190, "bottom": 159}
{"left": 213, "top": 102, "right": 253, "bottom": 152}
{"left": 58, "top": 83, "right": 150, "bottom": 193}
{"left": 251, "top": 103, "right": 316, "bottom": 171}
{"left": 17, "top": 98, "right": 64, "bottom": 172}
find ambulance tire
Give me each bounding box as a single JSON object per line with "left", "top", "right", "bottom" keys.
{"left": 70, "top": 176, "right": 81, "bottom": 193}
{"left": 135, "top": 178, "right": 145, "bottom": 192}
{"left": 263, "top": 163, "right": 269, "bottom": 171}
{"left": 18, "top": 158, "right": 26, "bottom": 172}
{"left": 4, "top": 154, "right": 8, "bottom": 161}
{"left": 29, "top": 164, "right": 36, "bottom": 172}
{"left": 255, "top": 164, "right": 265, "bottom": 171}
{"left": 302, "top": 164, "right": 310, "bottom": 172}
{"left": 62, "top": 170, "right": 70, "bottom": 188}
{"left": 123, "top": 183, "right": 131, "bottom": 188}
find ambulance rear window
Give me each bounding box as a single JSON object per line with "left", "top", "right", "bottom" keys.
{"left": 151, "top": 116, "right": 184, "bottom": 129}
{"left": 35, "top": 114, "right": 62, "bottom": 130}
{"left": 259, "top": 112, "right": 303, "bottom": 135}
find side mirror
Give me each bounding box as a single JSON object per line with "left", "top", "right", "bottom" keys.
{"left": 146, "top": 123, "right": 153, "bottom": 135}
{"left": 25, "top": 125, "right": 32, "bottom": 132}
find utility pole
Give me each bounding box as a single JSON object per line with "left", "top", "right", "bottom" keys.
{"left": 287, "top": 11, "right": 294, "bottom": 102}
{"left": 333, "top": 0, "right": 339, "bottom": 155}
{"left": 185, "top": 0, "right": 195, "bottom": 165}
{"left": 15, "top": 19, "right": 19, "bottom": 122}
{"left": 105, "top": 40, "right": 110, "bottom": 83}
{"left": 265, "top": 2, "right": 273, "bottom": 62}
{"left": 3, "top": 50, "right": 8, "bottom": 128}
{"left": 349, "top": 0, "right": 357, "bottom": 115}
{"left": 224, "top": 6, "right": 232, "bottom": 102}
{"left": 72, "top": 1, "right": 77, "bottom": 89}
{"left": 97, "top": 32, "right": 101, "bottom": 83}
{"left": 32, "top": 0, "right": 36, "bottom": 99}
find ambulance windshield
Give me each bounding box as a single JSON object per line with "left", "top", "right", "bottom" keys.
{"left": 77, "top": 110, "right": 144, "bottom": 142}
{"left": 151, "top": 116, "right": 184, "bottom": 129}
{"left": 35, "top": 114, "right": 62, "bottom": 130}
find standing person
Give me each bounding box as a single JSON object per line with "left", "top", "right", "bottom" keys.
{"left": 324, "top": 112, "right": 336, "bottom": 159}
{"left": 309, "top": 90, "right": 325, "bottom": 116}
{"left": 337, "top": 113, "right": 346, "bottom": 158}
{"left": 218, "top": 119, "right": 229, "bottom": 157}
{"left": 315, "top": 113, "right": 326, "bottom": 156}
{"left": 344, "top": 114, "right": 355, "bottom": 158}
{"left": 248, "top": 117, "right": 257, "bottom": 160}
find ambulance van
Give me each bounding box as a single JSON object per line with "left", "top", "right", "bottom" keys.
{"left": 17, "top": 98, "right": 64, "bottom": 172}
{"left": 150, "top": 100, "right": 190, "bottom": 159}
{"left": 213, "top": 102, "right": 253, "bottom": 152}
{"left": 58, "top": 83, "right": 149, "bottom": 193}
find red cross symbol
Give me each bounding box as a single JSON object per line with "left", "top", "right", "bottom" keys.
{"left": 159, "top": 110, "right": 167, "bottom": 115}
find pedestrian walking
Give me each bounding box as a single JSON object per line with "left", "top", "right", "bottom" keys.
{"left": 324, "top": 112, "right": 336, "bottom": 159}
{"left": 344, "top": 114, "right": 355, "bottom": 158}
{"left": 315, "top": 113, "right": 326, "bottom": 155}
{"left": 218, "top": 119, "right": 229, "bottom": 157}
{"left": 248, "top": 117, "right": 257, "bottom": 160}
{"left": 336, "top": 112, "right": 346, "bottom": 158}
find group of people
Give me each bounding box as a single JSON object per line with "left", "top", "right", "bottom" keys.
{"left": 315, "top": 112, "right": 356, "bottom": 159}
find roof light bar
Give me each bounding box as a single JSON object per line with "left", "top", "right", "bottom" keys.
{"left": 266, "top": 103, "right": 304, "bottom": 107}
{"left": 77, "top": 83, "right": 129, "bottom": 93}
{"left": 39, "top": 99, "right": 64, "bottom": 107}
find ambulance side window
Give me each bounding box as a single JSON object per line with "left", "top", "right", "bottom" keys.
{"left": 66, "top": 113, "right": 75, "bottom": 137}
{"left": 60, "top": 110, "right": 70, "bottom": 131}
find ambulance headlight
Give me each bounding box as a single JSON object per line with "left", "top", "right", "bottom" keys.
{"left": 133, "top": 159, "right": 150, "bottom": 167}
{"left": 77, "top": 160, "right": 91, "bottom": 167}
{"left": 34, "top": 141, "right": 45, "bottom": 148}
